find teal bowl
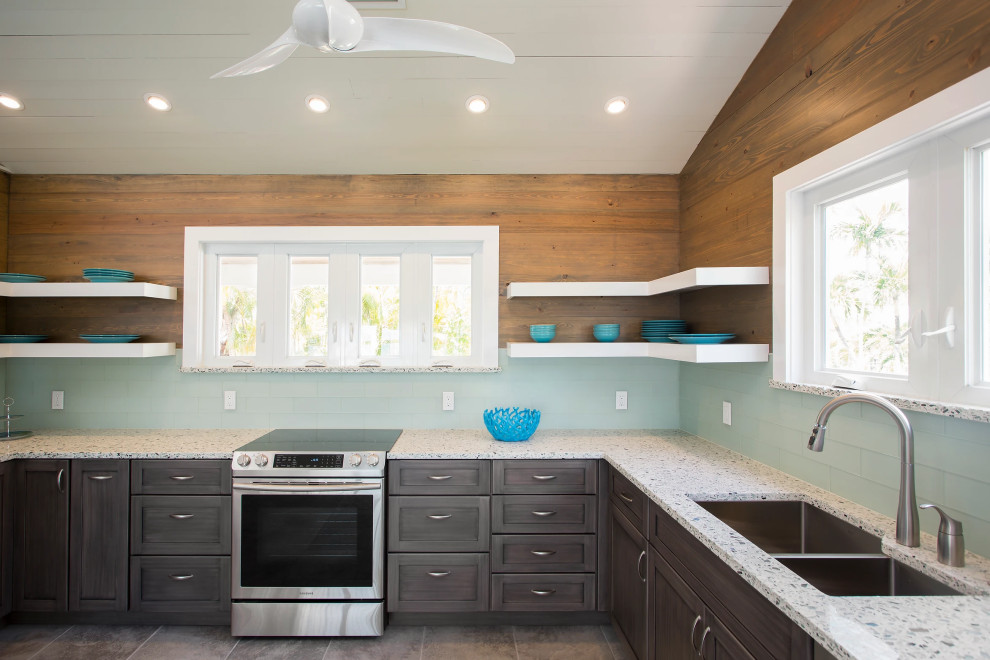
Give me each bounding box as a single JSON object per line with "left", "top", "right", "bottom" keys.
{"left": 593, "top": 324, "right": 620, "bottom": 342}
{"left": 529, "top": 324, "right": 556, "bottom": 342}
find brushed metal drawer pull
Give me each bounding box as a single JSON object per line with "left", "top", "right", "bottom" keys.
{"left": 530, "top": 550, "right": 556, "bottom": 556}
{"left": 689, "top": 615, "right": 702, "bottom": 654}
{"left": 427, "top": 514, "right": 453, "bottom": 520}
{"left": 530, "top": 588, "right": 556, "bottom": 596}
{"left": 426, "top": 571, "right": 450, "bottom": 577}
{"left": 169, "top": 574, "right": 195, "bottom": 581}
{"left": 698, "top": 626, "right": 711, "bottom": 658}
{"left": 427, "top": 475, "right": 453, "bottom": 481}
{"left": 532, "top": 475, "right": 557, "bottom": 480}
{"left": 619, "top": 491, "right": 634, "bottom": 503}
{"left": 169, "top": 475, "right": 195, "bottom": 481}
{"left": 88, "top": 474, "right": 113, "bottom": 480}
{"left": 169, "top": 513, "right": 195, "bottom": 520}
{"left": 637, "top": 550, "right": 647, "bottom": 582}
{"left": 531, "top": 511, "right": 556, "bottom": 517}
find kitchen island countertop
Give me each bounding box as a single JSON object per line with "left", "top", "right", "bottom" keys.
{"left": 2, "top": 427, "right": 988, "bottom": 659}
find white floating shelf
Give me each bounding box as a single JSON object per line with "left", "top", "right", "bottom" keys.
{"left": 506, "top": 267, "right": 768, "bottom": 299}
{"left": 0, "top": 343, "right": 176, "bottom": 359}
{"left": 0, "top": 282, "right": 177, "bottom": 300}
{"left": 506, "top": 342, "right": 769, "bottom": 363}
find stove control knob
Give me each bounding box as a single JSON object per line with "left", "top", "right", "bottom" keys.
{"left": 367, "top": 453, "right": 380, "bottom": 467}
{"left": 253, "top": 453, "right": 269, "bottom": 467}
{"left": 350, "top": 453, "right": 363, "bottom": 467}
{"left": 236, "top": 454, "right": 252, "bottom": 467}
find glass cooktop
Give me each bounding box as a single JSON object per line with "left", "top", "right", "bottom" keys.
{"left": 236, "top": 428, "right": 402, "bottom": 453}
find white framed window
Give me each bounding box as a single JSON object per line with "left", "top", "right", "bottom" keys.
{"left": 774, "top": 67, "right": 990, "bottom": 409}
{"left": 183, "top": 227, "right": 499, "bottom": 370}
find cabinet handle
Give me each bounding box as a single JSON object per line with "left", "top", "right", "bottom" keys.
{"left": 531, "top": 511, "right": 556, "bottom": 517}
{"left": 530, "top": 550, "right": 556, "bottom": 556}
{"left": 698, "top": 626, "right": 711, "bottom": 659}
{"left": 169, "top": 574, "right": 195, "bottom": 581}
{"left": 637, "top": 550, "right": 646, "bottom": 582}
{"left": 169, "top": 513, "right": 195, "bottom": 520}
{"left": 88, "top": 474, "right": 113, "bottom": 480}
{"left": 56, "top": 468, "right": 65, "bottom": 493}
{"left": 426, "top": 571, "right": 450, "bottom": 577}
{"left": 530, "top": 588, "right": 556, "bottom": 596}
{"left": 690, "top": 615, "right": 702, "bottom": 654}
{"left": 169, "top": 475, "right": 195, "bottom": 481}
{"left": 427, "top": 514, "right": 452, "bottom": 520}
{"left": 532, "top": 475, "right": 557, "bottom": 481}
{"left": 619, "top": 491, "right": 634, "bottom": 503}
{"left": 427, "top": 475, "right": 453, "bottom": 481}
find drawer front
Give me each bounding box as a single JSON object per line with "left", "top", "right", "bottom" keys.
{"left": 388, "top": 496, "right": 490, "bottom": 552}
{"left": 130, "top": 556, "right": 231, "bottom": 613}
{"left": 389, "top": 460, "right": 491, "bottom": 495}
{"left": 131, "top": 460, "right": 231, "bottom": 495}
{"left": 610, "top": 467, "right": 648, "bottom": 536}
{"left": 494, "top": 460, "right": 597, "bottom": 494}
{"left": 492, "top": 535, "right": 596, "bottom": 573}
{"left": 388, "top": 553, "right": 489, "bottom": 612}
{"left": 492, "top": 573, "right": 595, "bottom": 612}
{"left": 131, "top": 496, "right": 231, "bottom": 555}
{"left": 493, "top": 495, "right": 597, "bottom": 534}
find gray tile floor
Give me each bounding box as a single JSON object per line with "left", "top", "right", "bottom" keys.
{"left": 0, "top": 623, "right": 633, "bottom": 660}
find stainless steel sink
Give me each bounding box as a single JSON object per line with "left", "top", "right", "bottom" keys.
{"left": 695, "top": 500, "right": 962, "bottom": 596}
{"left": 696, "top": 500, "right": 882, "bottom": 554}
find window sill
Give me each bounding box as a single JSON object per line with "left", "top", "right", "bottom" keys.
{"left": 179, "top": 365, "right": 502, "bottom": 374}
{"left": 768, "top": 380, "right": 990, "bottom": 424}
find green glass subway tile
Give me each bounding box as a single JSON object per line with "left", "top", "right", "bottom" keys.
{"left": 944, "top": 475, "right": 990, "bottom": 523}
{"left": 316, "top": 413, "right": 369, "bottom": 428}
{"left": 778, "top": 449, "right": 830, "bottom": 490}
{"left": 242, "top": 396, "right": 293, "bottom": 414}
{"left": 828, "top": 468, "right": 898, "bottom": 519}
{"left": 105, "top": 397, "right": 153, "bottom": 413}
{"left": 198, "top": 397, "right": 225, "bottom": 413}
{"left": 221, "top": 380, "right": 270, "bottom": 397}
{"left": 269, "top": 413, "right": 318, "bottom": 428}
{"left": 125, "top": 380, "right": 175, "bottom": 398}
{"left": 176, "top": 412, "right": 223, "bottom": 428}
{"left": 269, "top": 381, "right": 320, "bottom": 397}
{"left": 173, "top": 379, "right": 224, "bottom": 398}
{"left": 915, "top": 433, "right": 990, "bottom": 482}
{"left": 221, "top": 413, "right": 273, "bottom": 429}
{"left": 944, "top": 417, "right": 990, "bottom": 445}
{"left": 295, "top": 397, "right": 341, "bottom": 414}
{"left": 125, "top": 412, "right": 174, "bottom": 429}
{"left": 364, "top": 382, "right": 416, "bottom": 398}
{"left": 739, "top": 436, "right": 781, "bottom": 470}
{"left": 318, "top": 381, "right": 366, "bottom": 397}
{"left": 387, "top": 396, "right": 436, "bottom": 415}
{"left": 78, "top": 380, "right": 131, "bottom": 398}
{"left": 343, "top": 397, "right": 391, "bottom": 414}
{"left": 822, "top": 414, "right": 901, "bottom": 458}
{"left": 83, "top": 411, "right": 132, "bottom": 428}
{"left": 65, "top": 393, "right": 109, "bottom": 413}
{"left": 155, "top": 397, "right": 200, "bottom": 414}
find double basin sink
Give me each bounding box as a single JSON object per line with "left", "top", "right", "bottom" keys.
{"left": 696, "top": 500, "right": 961, "bottom": 597}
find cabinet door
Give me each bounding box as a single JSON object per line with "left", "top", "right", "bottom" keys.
{"left": 706, "top": 614, "right": 758, "bottom": 660}
{"left": 14, "top": 459, "right": 69, "bottom": 612}
{"left": 0, "top": 461, "right": 12, "bottom": 617}
{"left": 609, "top": 504, "right": 648, "bottom": 659}
{"left": 69, "top": 460, "right": 129, "bottom": 611}
{"left": 649, "top": 547, "right": 705, "bottom": 660}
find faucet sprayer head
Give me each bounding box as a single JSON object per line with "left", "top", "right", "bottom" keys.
{"left": 808, "top": 423, "right": 825, "bottom": 452}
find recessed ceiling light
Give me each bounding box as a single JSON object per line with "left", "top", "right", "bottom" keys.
{"left": 306, "top": 94, "right": 330, "bottom": 113}
{"left": 465, "top": 95, "right": 490, "bottom": 114}
{"left": 605, "top": 96, "right": 629, "bottom": 115}
{"left": 0, "top": 93, "right": 24, "bottom": 111}
{"left": 143, "top": 93, "right": 171, "bottom": 112}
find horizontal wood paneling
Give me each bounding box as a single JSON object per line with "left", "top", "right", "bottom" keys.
{"left": 6, "top": 174, "right": 679, "bottom": 345}
{"left": 679, "top": 0, "right": 990, "bottom": 344}
{"left": 0, "top": 172, "right": 8, "bottom": 334}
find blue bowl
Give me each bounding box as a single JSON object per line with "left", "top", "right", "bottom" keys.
{"left": 529, "top": 324, "right": 556, "bottom": 342}
{"left": 593, "top": 324, "right": 620, "bottom": 342}
{"left": 483, "top": 407, "right": 541, "bottom": 442}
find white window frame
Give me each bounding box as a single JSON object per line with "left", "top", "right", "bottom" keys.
{"left": 774, "top": 67, "right": 990, "bottom": 409}
{"left": 183, "top": 226, "right": 499, "bottom": 370}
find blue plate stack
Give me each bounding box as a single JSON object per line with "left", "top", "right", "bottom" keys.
{"left": 668, "top": 333, "right": 735, "bottom": 344}
{"left": 83, "top": 268, "right": 134, "bottom": 283}
{"left": 0, "top": 273, "right": 46, "bottom": 283}
{"left": 641, "top": 319, "right": 686, "bottom": 342}
{"left": 79, "top": 334, "right": 141, "bottom": 343}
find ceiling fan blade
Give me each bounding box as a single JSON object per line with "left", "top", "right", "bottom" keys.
{"left": 211, "top": 28, "right": 301, "bottom": 78}
{"left": 346, "top": 18, "right": 514, "bottom": 64}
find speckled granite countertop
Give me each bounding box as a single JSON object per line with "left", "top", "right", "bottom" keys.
{"left": 2, "top": 428, "right": 988, "bottom": 659}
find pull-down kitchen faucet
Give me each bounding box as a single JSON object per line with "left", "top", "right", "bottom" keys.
{"left": 809, "top": 392, "right": 919, "bottom": 547}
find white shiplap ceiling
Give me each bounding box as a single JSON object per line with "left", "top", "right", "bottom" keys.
{"left": 0, "top": 0, "right": 790, "bottom": 174}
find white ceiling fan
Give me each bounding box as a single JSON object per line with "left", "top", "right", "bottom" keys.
{"left": 212, "top": 0, "right": 515, "bottom": 78}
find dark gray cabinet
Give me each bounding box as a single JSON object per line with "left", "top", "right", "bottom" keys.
{"left": 0, "top": 461, "right": 12, "bottom": 618}
{"left": 387, "top": 553, "right": 489, "bottom": 612}
{"left": 388, "top": 495, "right": 490, "bottom": 552}
{"left": 609, "top": 502, "right": 648, "bottom": 659}
{"left": 14, "top": 460, "right": 69, "bottom": 612}
{"left": 69, "top": 460, "right": 129, "bottom": 612}
{"left": 131, "top": 495, "right": 232, "bottom": 555}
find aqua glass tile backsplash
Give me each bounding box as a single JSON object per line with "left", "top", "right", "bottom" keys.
{"left": 679, "top": 360, "right": 990, "bottom": 559}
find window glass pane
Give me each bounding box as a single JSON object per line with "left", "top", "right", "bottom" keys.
{"left": 982, "top": 150, "right": 990, "bottom": 382}
{"left": 432, "top": 256, "right": 472, "bottom": 357}
{"left": 360, "top": 256, "right": 400, "bottom": 357}
{"left": 218, "top": 256, "right": 257, "bottom": 357}
{"left": 289, "top": 256, "right": 329, "bottom": 357}
{"left": 821, "top": 178, "right": 909, "bottom": 375}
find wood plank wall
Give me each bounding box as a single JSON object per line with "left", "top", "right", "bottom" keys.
{"left": 0, "top": 172, "right": 8, "bottom": 334}
{"left": 5, "top": 174, "right": 678, "bottom": 346}
{"left": 678, "top": 0, "right": 990, "bottom": 345}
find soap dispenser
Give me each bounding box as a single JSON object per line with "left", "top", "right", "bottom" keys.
{"left": 920, "top": 504, "right": 965, "bottom": 567}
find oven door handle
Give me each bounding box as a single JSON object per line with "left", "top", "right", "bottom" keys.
{"left": 232, "top": 482, "right": 381, "bottom": 493}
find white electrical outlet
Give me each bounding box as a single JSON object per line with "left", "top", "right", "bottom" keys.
{"left": 224, "top": 391, "right": 236, "bottom": 410}
{"left": 616, "top": 391, "right": 628, "bottom": 410}
{"left": 722, "top": 401, "right": 732, "bottom": 425}
{"left": 51, "top": 390, "right": 64, "bottom": 410}
{"left": 442, "top": 392, "right": 454, "bottom": 411}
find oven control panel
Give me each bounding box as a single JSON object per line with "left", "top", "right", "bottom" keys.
{"left": 232, "top": 451, "right": 384, "bottom": 476}
{"left": 273, "top": 454, "right": 344, "bottom": 469}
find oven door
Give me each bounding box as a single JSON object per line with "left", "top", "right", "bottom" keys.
{"left": 232, "top": 479, "right": 383, "bottom": 600}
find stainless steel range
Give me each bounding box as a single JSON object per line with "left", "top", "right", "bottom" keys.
{"left": 230, "top": 428, "right": 400, "bottom": 637}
